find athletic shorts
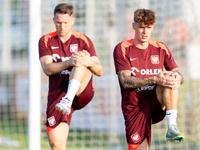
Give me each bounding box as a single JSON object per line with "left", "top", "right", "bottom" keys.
{"left": 46, "top": 77, "right": 94, "bottom": 134}
{"left": 125, "top": 86, "right": 166, "bottom": 150}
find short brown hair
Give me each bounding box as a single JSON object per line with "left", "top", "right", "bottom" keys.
{"left": 54, "top": 3, "right": 74, "bottom": 16}
{"left": 134, "top": 9, "right": 156, "bottom": 25}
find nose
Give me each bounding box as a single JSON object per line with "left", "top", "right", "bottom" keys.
{"left": 143, "top": 28, "right": 148, "bottom": 33}
{"left": 60, "top": 23, "right": 64, "bottom": 28}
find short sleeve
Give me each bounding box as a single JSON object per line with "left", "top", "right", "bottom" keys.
{"left": 163, "top": 43, "right": 178, "bottom": 70}
{"left": 38, "top": 35, "right": 52, "bottom": 59}
{"left": 113, "top": 43, "right": 132, "bottom": 74}
{"left": 73, "top": 31, "right": 97, "bottom": 57}
{"left": 83, "top": 36, "right": 97, "bottom": 57}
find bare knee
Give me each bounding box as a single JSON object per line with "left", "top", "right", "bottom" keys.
{"left": 50, "top": 142, "right": 62, "bottom": 150}
{"left": 48, "top": 136, "right": 67, "bottom": 150}
{"left": 49, "top": 138, "right": 66, "bottom": 150}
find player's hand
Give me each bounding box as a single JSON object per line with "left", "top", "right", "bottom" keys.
{"left": 168, "top": 72, "right": 182, "bottom": 89}
{"left": 156, "top": 71, "right": 173, "bottom": 87}
{"left": 69, "top": 51, "right": 86, "bottom": 66}
{"left": 156, "top": 71, "right": 181, "bottom": 89}
{"left": 82, "top": 50, "right": 93, "bottom": 67}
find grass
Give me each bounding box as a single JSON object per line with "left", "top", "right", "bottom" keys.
{"left": 0, "top": 120, "right": 127, "bottom": 150}
{"left": 0, "top": 118, "right": 28, "bottom": 149}
{"left": 1, "top": 118, "right": 200, "bottom": 150}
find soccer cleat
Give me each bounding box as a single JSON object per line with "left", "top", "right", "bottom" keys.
{"left": 166, "top": 125, "right": 184, "bottom": 142}
{"left": 55, "top": 97, "right": 71, "bottom": 115}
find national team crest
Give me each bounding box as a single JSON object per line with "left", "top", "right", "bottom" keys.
{"left": 47, "top": 116, "right": 56, "bottom": 126}
{"left": 70, "top": 44, "right": 78, "bottom": 53}
{"left": 131, "top": 132, "right": 141, "bottom": 143}
{"left": 151, "top": 55, "right": 159, "bottom": 64}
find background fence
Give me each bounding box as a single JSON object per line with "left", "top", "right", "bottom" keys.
{"left": 0, "top": 0, "right": 200, "bottom": 149}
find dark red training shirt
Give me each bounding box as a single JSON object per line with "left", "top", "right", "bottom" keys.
{"left": 39, "top": 30, "right": 96, "bottom": 108}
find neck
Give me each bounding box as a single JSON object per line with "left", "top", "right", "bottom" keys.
{"left": 58, "top": 30, "right": 72, "bottom": 43}
{"left": 133, "top": 39, "right": 149, "bottom": 49}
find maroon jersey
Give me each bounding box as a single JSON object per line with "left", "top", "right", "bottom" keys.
{"left": 113, "top": 39, "right": 177, "bottom": 146}
{"left": 39, "top": 31, "right": 96, "bottom": 109}
{"left": 114, "top": 39, "right": 177, "bottom": 108}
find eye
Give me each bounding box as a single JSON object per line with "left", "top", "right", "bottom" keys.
{"left": 56, "top": 21, "right": 61, "bottom": 24}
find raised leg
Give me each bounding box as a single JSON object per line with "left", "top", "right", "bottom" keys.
{"left": 156, "top": 85, "right": 184, "bottom": 142}
{"left": 55, "top": 66, "right": 92, "bottom": 114}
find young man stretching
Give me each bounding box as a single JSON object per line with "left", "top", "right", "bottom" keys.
{"left": 113, "top": 9, "right": 184, "bottom": 150}
{"left": 39, "top": 3, "right": 103, "bottom": 150}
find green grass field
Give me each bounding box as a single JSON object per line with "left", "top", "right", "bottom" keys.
{"left": 0, "top": 119, "right": 199, "bottom": 150}
{"left": 0, "top": 120, "right": 127, "bottom": 150}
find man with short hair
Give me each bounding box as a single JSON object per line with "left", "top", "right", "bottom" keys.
{"left": 113, "top": 9, "right": 184, "bottom": 150}
{"left": 39, "top": 3, "right": 103, "bottom": 150}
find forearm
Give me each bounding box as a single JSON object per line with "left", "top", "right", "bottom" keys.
{"left": 88, "top": 61, "right": 103, "bottom": 77}
{"left": 43, "top": 61, "right": 70, "bottom": 76}
{"left": 122, "top": 76, "right": 155, "bottom": 89}
{"left": 117, "top": 70, "right": 156, "bottom": 89}
{"left": 40, "top": 56, "right": 72, "bottom": 76}
{"left": 86, "top": 56, "right": 103, "bottom": 77}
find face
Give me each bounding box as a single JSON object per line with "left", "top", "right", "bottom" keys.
{"left": 53, "top": 13, "right": 75, "bottom": 38}
{"left": 133, "top": 22, "right": 154, "bottom": 45}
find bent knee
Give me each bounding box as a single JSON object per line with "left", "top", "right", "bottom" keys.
{"left": 50, "top": 141, "right": 65, "bottom": 150}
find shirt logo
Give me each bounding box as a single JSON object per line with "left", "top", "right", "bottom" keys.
{"left": 131, "top": 67, "right": 139, "bottom": 76}
{"left": 131, "top": 132, "right": 141, "bottom": 143}
{"left": 51, "top": 46, "right": 59, "bottom": 50}
{"left": 130, "top": 58, "right": 137, "bottom": 61}
{"left": 47, "top": 116, "right": 56, "bottom": 126}
{"left": 70, "top": 44, "right": 78, "bottom": 53}
{"left": 135, "top": 85, "right": 156, "bottom": 93}
{"left": 151, "top": 55, "right": 159, "bottom": 64}
{"left": 131, "top": 67, "right": 162, "bottom": 76}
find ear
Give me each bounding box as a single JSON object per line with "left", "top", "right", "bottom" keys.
{"left": 71, "top": 17, "right": 75, "bottom": 25}
{"left": 132, "top": 22, "right": 135, "bottom": 29}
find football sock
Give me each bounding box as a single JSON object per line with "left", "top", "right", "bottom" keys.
{"left": 64, "top": 79, "right": 81, "bottom": 105}
{"left": 166, "top": 109, "right": 177, "bottom": 126}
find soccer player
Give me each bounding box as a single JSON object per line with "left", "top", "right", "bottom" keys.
{"left": 39, "top": 3, "right": 103, "bottom": 150}
{"left": 113, "top": 9, "right": 184, "bottom": 150}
